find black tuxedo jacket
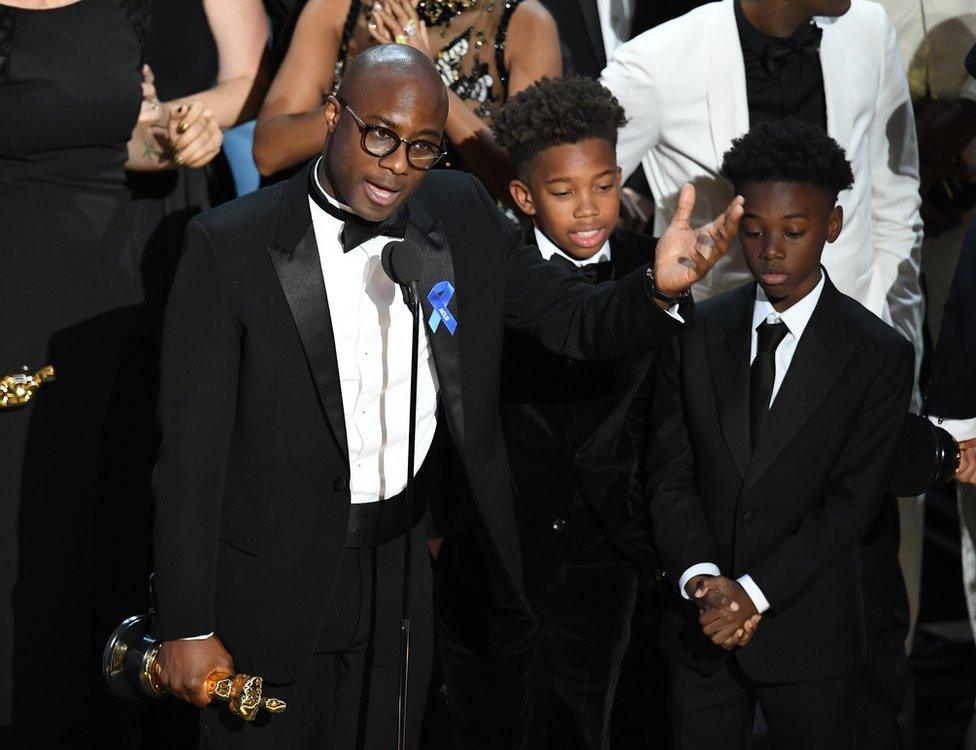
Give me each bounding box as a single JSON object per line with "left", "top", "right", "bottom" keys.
{"left": 150, "top": 163, "right": 682, "bottom": 682}
{"left": 647, "top": 276, "right": 913, "bottom": 683}
{"left": 928, "top": 218, "right": 976, "bottom": 420}
{"left": 500, "top": 228, "right": 668, "bottom": 598}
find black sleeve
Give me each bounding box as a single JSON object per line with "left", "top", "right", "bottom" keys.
{"left": 151, "top": 220, "right": 242, "bottom": 640}
{"left": 645, "top": 338, "right": 721, "bottom": 586}
{"left": 928, "top": 218, "right": 976, "bottom": 420}
{"left": 465, "top": 174, "right": 685, "bottom": 359}
{"left": 748, "top": 340, "right": 915, "bottom": 609}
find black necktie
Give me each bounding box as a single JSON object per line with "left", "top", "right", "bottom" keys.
{"left": 749, "top": 319, "right": 789, "bottom": 450}
{"left": 308, "top": 169, "right": 406, "bottom": 252}
{"left": 549, "top": 253, "right": 614, "bottom": 284}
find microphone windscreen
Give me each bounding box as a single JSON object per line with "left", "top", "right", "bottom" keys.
{"left": 381, "top": 240, "right": 425, "bottom": 285}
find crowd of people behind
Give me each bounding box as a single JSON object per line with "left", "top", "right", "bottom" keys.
{"left": 1, "top": 0, "right": 975, "bottom": 749}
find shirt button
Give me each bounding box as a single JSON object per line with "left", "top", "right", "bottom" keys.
{"left": 552, "top": 518, "right": 566, "bottom": 532}
{"left": 743, "top": 510, "right": 756, "bottom": 524}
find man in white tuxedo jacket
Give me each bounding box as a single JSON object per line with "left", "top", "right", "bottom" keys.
{"left": 601, "top": 0, "right": 924, "bottom": 358}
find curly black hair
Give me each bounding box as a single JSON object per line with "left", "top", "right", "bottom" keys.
{"left": 721, "top": 118, "right": 854, "bottom": 202}
{"left": 492, "top": 76, "right": 627, "bottom": 178}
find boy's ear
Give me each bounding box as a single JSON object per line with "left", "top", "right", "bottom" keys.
{"left": 615, "top": 166, "right": 622, "bottom": 187}
{"left": 509, "top": 179, "right": 536, "bottom": 216}
{"left": 826, "top": 204, "right": 844, "bottom": 243}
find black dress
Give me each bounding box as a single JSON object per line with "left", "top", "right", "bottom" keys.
{"left": 0, "top": 1, "right": 156, "bottom": 744}
{"left": 126, "top": 0, "right": 235, "bottom": 303}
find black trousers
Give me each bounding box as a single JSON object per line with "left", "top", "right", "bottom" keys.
{"left": 436, "top": 532, "right": 640, "bottom": 750}
{"left": 670, "top": 658, "right": 858, "bottom": 750}
{"left": 201, "top": 526, "right": 433, "bottom": 749}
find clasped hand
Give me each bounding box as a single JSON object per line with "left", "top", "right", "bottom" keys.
{"left": 685, "top": 575, "right": 761, "bottom": 651}
{"left": 137, "top": 64, "right": 223, "bottom": 169}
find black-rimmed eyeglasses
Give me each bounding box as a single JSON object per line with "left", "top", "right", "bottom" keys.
{"left": 334, "top": 96, "right": 445, "bottom": 171}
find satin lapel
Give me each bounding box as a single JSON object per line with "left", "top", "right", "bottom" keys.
{"left": 817, "top": 16, "right": 853, "bottom": 153}
{"left": 745, "top": 286, "right": 856, "bottom": 488}
{"left": 704, "top": 0, "right": 750, "bottom": 170}
{"left": 577, "top": 0, "right": 606, "bottom": 71}
{"left": 406, "top": 203, "right": 465, "bottom": 453}
{"left": 267, "top": 165, "right": 349, "bottom": 465}
{"left": 705, "top": 285, "right": 754, "bottom": 480}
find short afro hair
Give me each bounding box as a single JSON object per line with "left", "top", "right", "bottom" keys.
{"left": 721, "top": 118, "right": 854, "bottom": 202}
{"left": 492, "top": 76, "right": 627, "bottom": 179}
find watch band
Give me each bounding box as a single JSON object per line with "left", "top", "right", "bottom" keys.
{"left": 645, "top": 266, "right": 691, "bottom": 304}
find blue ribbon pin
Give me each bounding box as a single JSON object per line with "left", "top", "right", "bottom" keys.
{"left": 427, "top": 281, "right": 457, "bottom": 335}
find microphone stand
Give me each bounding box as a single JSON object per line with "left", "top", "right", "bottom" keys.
{"left": 397, "top": 278, "right": 421, "bottom": 750}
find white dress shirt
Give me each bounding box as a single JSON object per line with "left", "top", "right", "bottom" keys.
{"left": 309, "top": 162, "right": 440, "bottom": 504}
{"left": 679, "top": 273, "right": 826, "bottom": 614}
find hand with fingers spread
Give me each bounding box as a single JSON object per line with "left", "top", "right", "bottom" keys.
{"left": 166, "top": 101, "right": 223, "bottom": 169}
{"left": 687, "top": 575, "right": 762, "bottom": 651}
{"left": 653, "top": 183, "right": 744, "bottom": 297}
{"left": 367, "top": 0, "right": 435, "bottom": 60}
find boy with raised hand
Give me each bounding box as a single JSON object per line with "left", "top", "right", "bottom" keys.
{"left": 648, "top": 118, "right": 914, "bottom": 749}
{"left": 435, "top": 75, "right": 679, "bottom": 749}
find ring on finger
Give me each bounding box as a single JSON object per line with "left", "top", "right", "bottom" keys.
{"left": 403, "top": 18, "right": 417, "bottom": 36}
{"left": 395, "top": 33, "right": 408, "bottom": 44}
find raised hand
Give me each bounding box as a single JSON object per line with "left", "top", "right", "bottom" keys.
{"left": 653, "top": 183, "right": 744, "bottom": 297}
{"left": 367, "top": 0, "right": 435, "bottom": 60}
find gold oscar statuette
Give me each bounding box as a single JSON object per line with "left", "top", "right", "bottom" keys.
{"left": 103, "top": 614, "right": 287, "bottom": 721}
{"left": 0, "top": 365, "right": 55, "bottom": 409}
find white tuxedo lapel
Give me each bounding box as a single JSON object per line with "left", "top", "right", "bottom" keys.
{"left": 704, "top": 0, "right": 749, "bottom": 168}
{"left": 816, "top": 15, "right": 853, "bottom": 151}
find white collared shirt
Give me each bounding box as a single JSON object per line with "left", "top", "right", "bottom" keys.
{"left": 679, "top": 271, "right": 825, "bottom": 614}
{"left": 533, "top": 226, "right": 611, "bottom": 266}
{"left": 308, "top": 160, "right": 440, "bottom": 504}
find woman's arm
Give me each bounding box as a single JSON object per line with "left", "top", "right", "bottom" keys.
{"left": 252, "top": 0, "right": 350, "bottom": 176}
{"left": 166, "top": 0, "right": 270, "bottom": 128}
{"left": 371, "top": 0, "right": 561, "bottom": 202}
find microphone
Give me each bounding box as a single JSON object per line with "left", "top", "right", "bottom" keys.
{"left": 381, "top": 240, "right": 424, "bottom": 307}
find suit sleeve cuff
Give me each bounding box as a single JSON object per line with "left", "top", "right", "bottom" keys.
{"left": 679, "top": 563, "right": 721, "bottom": 599}
{"left": 737, "top": 574, "right": 771, "bottom": 614}
{"left": 180, "top": 632, "right": 214, "bottom": 641}
{"left": 929, "top": 415, "right": 976, "bottom": 443}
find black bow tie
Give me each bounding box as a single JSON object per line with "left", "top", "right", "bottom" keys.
{"left": 549, "top": 253, "right": 614, "bottom": 283}
{"left": 762, "top": 23, "right": 822, "bottom": 75}
{"left": 308, "top": 168, "right": 407, "bottom": 253}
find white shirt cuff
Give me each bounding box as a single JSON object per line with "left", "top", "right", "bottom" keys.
{"left": 180, "top": 632, "right": 214, "bottom": 641}
{"left": 678, "top": 563, "right": 721, "bottom": 599}
{"left": 737, "top": 574, "right": 770, "bottom": 614}
{"left": 665, "top": 304, "right": 684, "bottom": 323}
{"left": 929, "top": 415, "right": 976, "bottom": 443}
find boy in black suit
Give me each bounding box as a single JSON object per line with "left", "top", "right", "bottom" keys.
{"left": 648, "top": 119, "right": 915, "bottom": 750}
{"left": 435, "top": 77, "right": 674, "bottom": 749}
